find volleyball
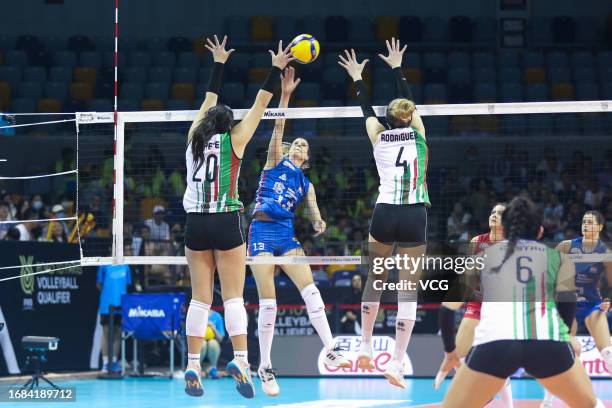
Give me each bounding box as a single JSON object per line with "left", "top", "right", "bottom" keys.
{"left": 290, "top": 34, "right": 320, "bottom": 64}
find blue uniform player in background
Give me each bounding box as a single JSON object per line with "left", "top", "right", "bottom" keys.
{"left": 557, "top": 210, "right": 612, "bottom": 375}
{"left": 247, "top": 67, "right": 349, "bottom": 397}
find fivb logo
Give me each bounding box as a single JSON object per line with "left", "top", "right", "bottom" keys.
{"left": 128, "top": 306, "right": 166, "bottom": 318}
{"left": 19, "top": 256, "right": 35, "bottom": 295}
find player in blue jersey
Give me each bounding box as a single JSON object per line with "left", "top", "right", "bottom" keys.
{"left": 541, "top": 210, "right": 611, "bottom": 407}
{"left": 559, "top": 211, "right": 612, "bottom": 369}
{"left": 248, "top": 67, "right": 349, "bottom": 397}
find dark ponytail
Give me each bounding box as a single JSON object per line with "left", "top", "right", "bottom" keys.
{"left": 491, "top": 196, "right": 542, "bottom": 273}
{"left": 191, "top": 105, "right": 234, "bottom": 168}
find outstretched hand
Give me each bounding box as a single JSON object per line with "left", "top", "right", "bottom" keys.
{"left": 338, "top": 49, "right": 369, "bottom": 82}
{"left": 205, "top": 35, "right": 235, "bottom": 63}
{"left": 270, "top": 41, "right": 295, "bottom": 70}
{"left": 378, "top": 37, "right": 407, "bottom": 69}
{"left": 281, "top": 66, "right": 301, "bottom": 96}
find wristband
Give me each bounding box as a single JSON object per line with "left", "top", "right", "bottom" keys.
{"left": 207, "top": 62, "right": 224, "bottom": 95}
{"left": 261, "top": 66, "right": 282, "bottom": 93}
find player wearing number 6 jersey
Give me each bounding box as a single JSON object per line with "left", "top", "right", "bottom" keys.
{"left": 443, "top": 196, "right": 603, "bottom": 408}
{"left": 182, "top": 36, "right": 294, "bottom": 399}
{"left": 248, "top": 67, "right": 349, "bottom": 397}
{"left": 339, "top": 38, "right": 428, "bottom": 389}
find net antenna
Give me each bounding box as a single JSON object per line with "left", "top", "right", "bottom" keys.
{"left": 76, "top": 100, "right": 611, "bottom": 267}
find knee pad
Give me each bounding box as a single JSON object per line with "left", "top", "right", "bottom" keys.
{"left": 397, "top": 301, "right": 417, "bottom": 320}
{"left": 300, "top": 284, "right": 326, "bottom": 319}
{"left": 258, "top": 298, "right": 277, "bottom": 333}
{"left": 186, "top": 299, "right": 211, "bottom": 337}
{"left": 224, "top": 298, "right": 248, "bottom": 337}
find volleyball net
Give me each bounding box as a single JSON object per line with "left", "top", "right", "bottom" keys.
{"left": 1, "top": 101, "right": 611, "bottom": 284}
{"left": 74, "top": 100, "right": 611, "bottom": 269}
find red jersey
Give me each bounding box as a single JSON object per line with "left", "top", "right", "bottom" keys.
{"left": 464, "top": 233, "right": 492, "bottom": 320}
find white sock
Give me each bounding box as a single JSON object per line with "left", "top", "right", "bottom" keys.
{"left": 258, "top": 299, "right": 277, "bottom": 369}
{"left": 234, "top": 350, "right": 248, "bottom": 364}
{"left": 543, "top": 388, "right": 554, "bottom": 403}
{"left": 102, "top": 356, "right": 109, "bottom": 365}
{"left": 499, "top": 379, "right": 514, "bottom": 408}
{"left": 301, "top": 284, "right": 334, "bottom": 350}
{"left": 361, "top": 302, "right": 380, "bottom": 345}
{"left": 600, "top": 346, "right": 612, "bottom": 372}
{"left": 394, "top": 319, "right": 415, "bottom": 363}
{"left": 187, "top": 353, "right": 201, "bottom": 370}
{"left": 594, "top": 398, "right": 605, "bottom": 408}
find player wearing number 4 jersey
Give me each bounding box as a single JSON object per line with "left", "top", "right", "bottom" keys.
{"left": 248, "top": 67, "right": 349, "bottom": 398}
{"left": 443, "top": 196, "right": 603, "bottom": 408}
{"left": 339, "top": 38, "right": 427, "bottom": 389}
{"left": 182, "top": 36, "right": 294, "bottom": 399}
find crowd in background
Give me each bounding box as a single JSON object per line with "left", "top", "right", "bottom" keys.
{"left": 2, "top": 141, "right": 611, "bottom": 287}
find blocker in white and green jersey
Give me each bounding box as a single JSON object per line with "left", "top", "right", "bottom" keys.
{"left": 473, "top": 240, "right": 571, "bottom": 346}
{"left": 183, "top": 132, "right": 243, "bottom": 213}
{"left": 373, "top": 126, "right": 430, "bottom": 206}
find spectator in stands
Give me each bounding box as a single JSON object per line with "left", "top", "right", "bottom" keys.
{"left": 0, "top": 115, "right": 16, "bottom": 136}
{"left": 447, "top": 202, "right": 470, "bottom": 242}
{"left": 536, "top": 147, "right": 562, "bottom": 185}
{"left": 0, "top": 203, "right": 11, "bottom": 240}
{"left": 145, "top": 205, "right": 170, "bottom": 241}
{"left": 1, "top": 192, "right": 17, "bottom": 219}
{"left": 15, "top": 209, "right": 40, "bottom": 241}
{"left": 585, "top": 181, "right": 604, "bottom": 209}
{"left": 30, "top": 195, "right": 45, "bottom": 215}
{"left": 200, "top": 310, "right": 225, "bottom": 379}
{"left": 3, "top": 227, "right": 20, "bottom": 241}
{"left": 40, "top": 222, "right": 68, "bottom": 243}
{"left": 340, "top": 274, "right": 362, "bottom": 334}
{"left": 96, "top": 257, "right": 134, "bottom": 374}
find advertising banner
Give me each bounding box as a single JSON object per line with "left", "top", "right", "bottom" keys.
{"left": 317, "top": 336, "right": 413, "bottom": 376}
{"left": 0, "top": 241, "right": 98, "bottom": 375}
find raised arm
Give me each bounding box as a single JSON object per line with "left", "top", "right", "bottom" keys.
{"left": 378, "top": 37, "right": 414, "bottom": 101}
{"left": 188, "top": 35, "right": 234, "bottom": 142}
{"left": 264, "top": 66, "right": 301, "bottom": 169}
{"left": 378, "top": 38, "right": 425, "bottom": 137}
{"left": 230, "top": 41, "right": 294, "bottom": 157}
{"left": 305, "top": 185, "right": 326, "bottom": 236}
{"left": 338, "top": 49, "right": 384, "bottom": 145}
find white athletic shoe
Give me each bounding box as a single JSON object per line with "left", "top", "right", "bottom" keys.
{"left": 383, "top": 359, "right": 407, "bottom": 389}
{"left": 257, "top": 365, "right": 280, "bottom": 397}
{"left": 324, "top": 346, "right": 351, "bottom": 368}
{"left": 357, "top": 343, "right": 375, "bottom": 370}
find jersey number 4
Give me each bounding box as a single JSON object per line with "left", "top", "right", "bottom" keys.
{"left": 395, "top": 146, "right": 408, "bottom": 172}
{"left": 193, "top": 154, "right": 218, "bottom": 183}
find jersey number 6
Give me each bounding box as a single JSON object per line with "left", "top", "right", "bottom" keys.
{"left": 193, "top": 154, "right": 218, "bottom": 183}
{"left": 516, "top": 256, "right": 533, "bottom": 284}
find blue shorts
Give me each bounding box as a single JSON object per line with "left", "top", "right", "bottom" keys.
{"left": 247, "top": 219, "right": 301, "bottom": 257}
{"left": 576, "top": 301, "right": 602, "bottom": 325}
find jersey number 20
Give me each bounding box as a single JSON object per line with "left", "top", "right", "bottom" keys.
{"left": 193, "top": 154, "right": 218, "bottom": 183}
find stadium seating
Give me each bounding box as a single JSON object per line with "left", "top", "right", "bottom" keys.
{"left": 0, "top": 15, "right": 606, "bottom": 116}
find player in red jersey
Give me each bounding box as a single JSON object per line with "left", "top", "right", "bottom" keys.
{"left": 435, "top": 204, "right": 513, "bottom": 406}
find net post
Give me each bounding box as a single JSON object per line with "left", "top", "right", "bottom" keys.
{"left": 112, "top": 114, "right": 125, "bottom": 264}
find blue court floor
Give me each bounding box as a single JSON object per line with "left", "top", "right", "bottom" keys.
{"left": 3, "top": 377, "right": 612, "bottom": 408}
